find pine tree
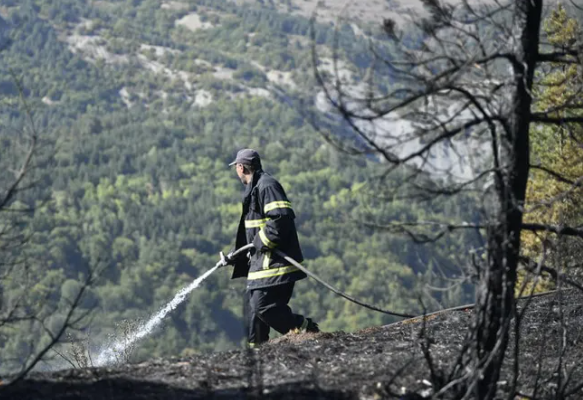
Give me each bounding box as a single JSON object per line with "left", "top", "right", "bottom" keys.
{"left": 519, "top": 5, "right": 583, "bottom": 294}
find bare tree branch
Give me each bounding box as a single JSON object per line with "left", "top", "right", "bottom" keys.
{"left": 529, "top": 164, "right": 577, "bottom": 185}
{"left": 519, "top": 256, "right": 583, "bottom": 293}
{"left": 521, "top": 223, "right": 583, "bottom": 238}
{"left": 531, "top": 115, "right": 583, "bottom": 124}
{"left": 537, "top": 51, "right": 581, "bottom": 63}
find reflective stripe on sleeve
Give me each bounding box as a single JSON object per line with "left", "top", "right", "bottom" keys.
{"left": 259, "top": 229, "right": 277, "bottom": 249}
{"left": 264, "top": 201, "right": 292, "bottom": 213}
{"left": 247, "top": 265, "right": 300, "bottom": 280}
{"left": 262, "top": 251, "right": 271, "bottom": 270}
{"left": 245, "top": 218, "right": 270, "bottom": 229}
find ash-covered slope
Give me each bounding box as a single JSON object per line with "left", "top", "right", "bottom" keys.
{"left": 2, "top": 289, "right": 582, "bottom": 400}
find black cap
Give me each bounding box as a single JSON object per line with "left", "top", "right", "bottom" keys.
{"left": 228, "top": 148, "right": 261, "bottom": 167}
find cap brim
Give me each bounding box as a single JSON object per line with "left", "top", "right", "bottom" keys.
{"left": 228, "top": 160, "right": 237, "bottom": 166}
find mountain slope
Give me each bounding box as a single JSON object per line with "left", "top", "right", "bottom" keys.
{"left": 0, "top": 0, "right": 478, "bottom": 372}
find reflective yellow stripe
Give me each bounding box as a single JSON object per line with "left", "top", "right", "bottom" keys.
{"left": 259, "top": 229, "right": 276, "bottom": 249}
{"left": 264, "top": 201, "right": 292, "bottom": 213}
{"left": 245, "top": 218, "right": 270, "bottom": 228}
{"left": 247, "top": 265, "right": 300, "bottom": 280}
{"left": 263, "top": 251, "right": 271, "bottom": 270}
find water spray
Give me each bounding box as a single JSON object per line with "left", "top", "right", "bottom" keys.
{"left": 94, "top": 241, "right": 416, "bottom": 367}
{"left": 95, "top": 244, "right": 254, "bottom": 366}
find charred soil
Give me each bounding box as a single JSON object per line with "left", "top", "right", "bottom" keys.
{"left": 2, "top": 289, "right": 583, "bottom": 399}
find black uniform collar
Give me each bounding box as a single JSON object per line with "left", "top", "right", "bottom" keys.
{"left": 242, "top": 170, "right": 263, "bottom": 202}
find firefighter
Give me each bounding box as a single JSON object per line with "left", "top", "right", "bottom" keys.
{"left": 221, "top": 148, "right": 319, "bottom": 347}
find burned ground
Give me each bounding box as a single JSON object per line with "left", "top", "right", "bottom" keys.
{"left": 2, "top": 289, "right": 583, "bottom": 399}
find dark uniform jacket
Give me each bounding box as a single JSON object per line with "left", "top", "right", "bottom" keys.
{"left": 231, "top": 170, "right": 306, "bottom": 289}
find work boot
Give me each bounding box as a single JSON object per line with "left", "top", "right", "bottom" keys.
{"left": 300, "top": 317, "right": 320, "bottom": 333}
{"left": 247, "top": 342, "right": 263, "bottom": 350}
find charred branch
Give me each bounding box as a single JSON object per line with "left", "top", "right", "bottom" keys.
{"left": 531, "top": 115, "right": 583, "bottom": 124}
{"left": 519, "top": 256, "right": 583, "bottom": 293}
{"left": 529, "top": 165, "right": 577, "bottom": 185}
{"left": 521, "top": 223, "right": 583, "bottom": 238}
{"left": 536, "top": 51, "right": 581, "bottom": 63}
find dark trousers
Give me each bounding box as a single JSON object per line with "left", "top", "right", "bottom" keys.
{"left": 247, "top": 282, "right": 305, "bottom": 344}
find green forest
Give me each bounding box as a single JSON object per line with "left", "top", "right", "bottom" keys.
{"left": 0, "top": 0, "right": 481, "bottom": 372}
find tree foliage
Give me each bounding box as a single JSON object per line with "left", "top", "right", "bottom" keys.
{"left": 520, "top": 5, "right": 583, "bottom": 294}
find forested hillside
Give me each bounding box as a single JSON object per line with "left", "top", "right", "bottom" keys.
{"left": 0, "top": 0, "right": 477, "bottom": 371}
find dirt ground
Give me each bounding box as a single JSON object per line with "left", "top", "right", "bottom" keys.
{"left": 2, "top": 289, "right": 583, "bottom": 399}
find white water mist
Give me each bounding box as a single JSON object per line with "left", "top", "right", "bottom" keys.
{"left": 95, "top": 264, "right": 220, "bottom": 366}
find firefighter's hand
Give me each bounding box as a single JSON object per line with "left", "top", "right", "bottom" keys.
{"left": 246, "top": 247, "right": 256, "bottom": 259}
{"left": 218, "top": 251, "right": 235, "bottom": 268}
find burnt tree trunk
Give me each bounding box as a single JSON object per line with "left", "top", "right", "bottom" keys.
{"left": 473, "top": 1, "right": 542, "bottom": 399}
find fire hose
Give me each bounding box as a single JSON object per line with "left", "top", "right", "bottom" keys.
{"left": 222, "top": 244, "right": 415, "bottom": 319}
{"left": 273, "top": 249, "right": 415, "bottom": 319}
{"left": 227, "top": 247, "right": 566, "bottom": 322}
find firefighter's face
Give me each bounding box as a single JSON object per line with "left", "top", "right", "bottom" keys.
{"left": 235, "top": 163, "right": 248, "bottom": 184}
